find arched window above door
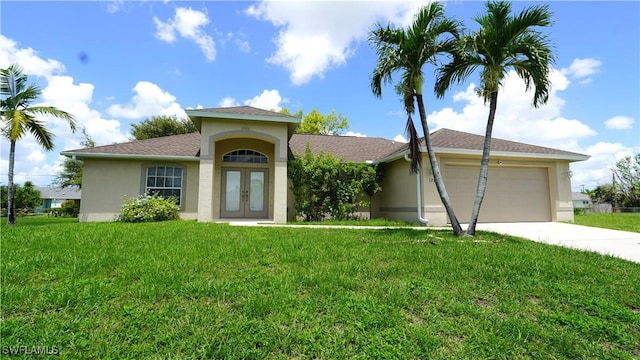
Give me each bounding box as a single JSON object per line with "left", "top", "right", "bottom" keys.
{"left": 222, "top": 149, "right": 268, "bottom": 164}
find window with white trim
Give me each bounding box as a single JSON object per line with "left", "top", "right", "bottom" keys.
{"left": 145, "top": 166, "right": 184, "bottom": 206}
{"left": 222, "top": 149, "right": 268, "bottom": 163}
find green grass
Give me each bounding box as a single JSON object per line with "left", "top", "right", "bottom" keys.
{"left": 2, "top": 218, "right": 639, "bottom": 359}
{"left": 574, "top": 212, "right": 640, "bottom": 233}
{"left": 290, "top": 218, "right": 416, "bottom": 227}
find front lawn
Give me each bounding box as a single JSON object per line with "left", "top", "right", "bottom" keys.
{"left": 574, "top": 212, "right": 640, "bottom": 233}
{"left": 2, "top": 219, "right": 639, "bottom": 358}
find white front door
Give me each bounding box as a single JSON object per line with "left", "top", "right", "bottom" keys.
{"left": 221, "top": 168, "right": 269, "bottom": 218}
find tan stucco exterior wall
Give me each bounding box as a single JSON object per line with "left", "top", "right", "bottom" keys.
{"left": 377, "top": 153, "right": 577, "bottom": 226}
{"left": 196, "top": 118, "right": 289, "bottom": 223}
{"left": 79, "top": 158, "right": 199, "bottom": 222}
{"left": 554, "top": 161, "right": 576, "bottom": 222}
{"left": 376, "top": 158, "right": 421, "bottom": 223}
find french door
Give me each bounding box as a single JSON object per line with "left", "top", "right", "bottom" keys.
{"left": 221, "top": 168, "right": 268, "bottom": 218}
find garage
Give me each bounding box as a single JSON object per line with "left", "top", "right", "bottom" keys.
{"left": 444, "top": 165, "right": 552, "bottom": 223}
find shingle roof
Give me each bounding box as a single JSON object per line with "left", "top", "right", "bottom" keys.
{"left": 194, "top": 106, "right": 296, "bottom": 119}
{"left": 62, "top": 128, "right": 587, "bottom": 162}
{"left": 289, "top": 134, "right": 406, "bottom": 163}
{"left": 64, "top": 133, "right": 201, "bottom": 157}
{"left": 428, "top": 128, "right": 586, "bottom": 157}
{"left": 35, "top": 186, "right": 82, "bottom": 200}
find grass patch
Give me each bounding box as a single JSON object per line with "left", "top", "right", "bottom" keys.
{"left": 289, "top": 218, "right": 416, "bottom": 227}
{"left": 2, "top": 219, "right": 639, "bottom": 358}
{"left": 574, "top": 213, "right": 640, "bottom": 233}
{"left": 1, "top": 214, "right": 78, "bottom": 227}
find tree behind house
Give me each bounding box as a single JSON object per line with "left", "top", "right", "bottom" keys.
{"left": 1, "top": 181, "right": 41, "bottom": 215}
{"left": 54, "top": 127, "right": 95, "bottom": 189}
{"left": 130, "top": 115, "right": 197, "bottom": 140}
{"left": 280, "top": 108, "right": 349, "bottom": 135}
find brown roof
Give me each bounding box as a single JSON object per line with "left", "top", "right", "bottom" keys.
{"left": 194, "top": 106, "right": 296, "bottom": 119}
{"left": 428, "top": 128, "right": 586, "bottom": 157}
{"left": 62, "top": 128, "right": 587, "bottom": 162}
{"left": 289, "top": 134, "right": 406, "bottom": 163}
{"left": 64, "top": 133, "right": 201, "bottom": 157}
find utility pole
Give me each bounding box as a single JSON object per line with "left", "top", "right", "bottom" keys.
{"left": 612, "top": 172, "right": 618, "bottom": 210}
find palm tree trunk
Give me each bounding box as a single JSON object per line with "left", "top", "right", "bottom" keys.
{"left": 466, "top": 91, "right": 499, "bottom": 235}
{"left": 7, "top": 140, "right": 16, "bottom": 225}
{"left": 416, "top": 94, "right": 464, "bottom": 235}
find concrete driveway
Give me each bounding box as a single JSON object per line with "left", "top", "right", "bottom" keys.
{"left": 475, "top": 222, "right": 640, "bottom": 264}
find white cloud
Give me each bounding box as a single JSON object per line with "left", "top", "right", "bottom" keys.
{"left": 218, "top": 90, "right": 285, "bottom": 111}
{"left": 245, "top": 1, "right": 423, "bottom": 85}
{"left": 393, "top": 134, "right": 408, "bottom": 143}
{"left": 218, "top": 97, "right": 239, "bottom": 108}
{"left": 154, "top": 7, "right": 216, "bottom": 61}
{"left": 39, "top": 75, "right": 129, "bottom": 147}
{"left": 344, "top": 131, "right": 367, "bottom": 137}
{"left": 0, "top": 34, "right": 65, "bottom": 79}
{"left": 562, "top": 58, "right": 602, "bottom": 79}
{"left": 605, "top": 116, "right": 634, "bottom": 130}
{"left": 107, "top": 81, "right": 187, "bottom": 120}
{"left": 570, "top": 142, "right": 635, "bottom": 190}
{"left": 244, "top": 89, "right": 283, "bottom": 111}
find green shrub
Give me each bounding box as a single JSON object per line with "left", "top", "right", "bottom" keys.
{"left": 115, "top": 193, "right": 180, "bottom": 223}
{"left": 288, "top": 146, "right": 383, "bottom": 221}
{"left": 60, "top": 199, "right": 80, "bottom": 217}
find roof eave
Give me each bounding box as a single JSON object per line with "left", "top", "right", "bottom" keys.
{"left": 377, "top": 147, "right": 590, "bottom": 163}
{"left": 60, "top": 151, "right": 200, "bottom": 162}
{"left": 431, "top": 147, "right": 591, "bottom": 162}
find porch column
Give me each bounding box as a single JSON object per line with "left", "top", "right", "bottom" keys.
{"left": 273, "top": 160, "right": 287, "bottom": 223}
{"left": 197, "top": 159, "right": 214, "bottom": 222}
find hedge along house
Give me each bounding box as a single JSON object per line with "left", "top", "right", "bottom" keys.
{"left": 62, "top": 106, "right": 589, "bottom": 225}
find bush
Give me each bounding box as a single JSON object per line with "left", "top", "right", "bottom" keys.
{"left": 115, "top": 193, "right": 180, "bottom": 223}
{"left": 288, "top": 146, "right": 383, "bottom": 221}
{"left": 60, "top": 199, "right": 80, "bottom": 217}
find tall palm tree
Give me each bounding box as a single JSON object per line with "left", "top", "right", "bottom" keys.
{"left": 435, "top": 1, "right": 555, "bottom": 235}
{"left": 370, "top": 2, "right": 464, "bottom": 235}
{"left": 1, "top": 63, "right": 77, "bottom": 225}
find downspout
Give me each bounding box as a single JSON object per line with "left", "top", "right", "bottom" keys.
{"left": 405, "top": 153, "right": 429, "bottom": 225}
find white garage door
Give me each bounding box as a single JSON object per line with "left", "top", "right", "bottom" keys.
{"left": 444, "top": 165, "right": 551, "bottom": 223}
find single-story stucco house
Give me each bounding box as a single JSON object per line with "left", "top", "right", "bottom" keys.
{"left": 572, "top": 192, "right": 593, "bottom": 211}
{"left": 61, "top": 106, "right": 589, "bottom": 225}
{"left": 34, "top": 186, "right": 81, "bottom": 214}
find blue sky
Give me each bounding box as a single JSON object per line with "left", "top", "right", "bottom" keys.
{"left": 1, "top": 1, "right": 638, "bottom": 192}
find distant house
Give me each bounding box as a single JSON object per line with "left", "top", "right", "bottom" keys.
{"left": 62, "top": 106, "right": 589, "bottom": 225}
{"left": 35, "top": 186, "right": 81, "bottom": 213}
{"left": 572, "top": 192, "right": 593, "bottom": 212}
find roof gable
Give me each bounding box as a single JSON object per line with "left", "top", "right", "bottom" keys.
{"left": 193, "top": 106, "right": 297, "bottom": 119}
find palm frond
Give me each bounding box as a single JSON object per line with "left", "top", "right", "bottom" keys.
{"left": 27, "top": 118, "right": 56, "bottom": 150}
